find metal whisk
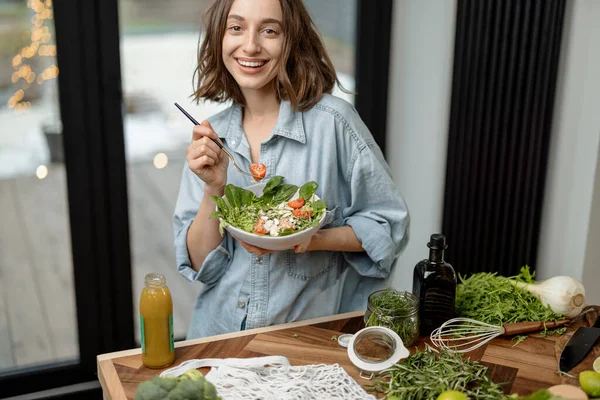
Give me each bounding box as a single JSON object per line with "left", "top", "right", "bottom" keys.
{"left": 430, "top": 317, "right": 570, "bottom": 353}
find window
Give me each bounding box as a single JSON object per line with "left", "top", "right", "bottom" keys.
{"left": 0, "top": 0, "right": 79, "bottom": 377}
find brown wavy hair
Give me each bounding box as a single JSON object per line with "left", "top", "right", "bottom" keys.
{"left": 192, "top": 0, "right": 346, "bottom": 111}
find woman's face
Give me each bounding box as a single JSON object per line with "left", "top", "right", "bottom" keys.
{"left": 222, "top": 0, "right": 284, "bottom": 95}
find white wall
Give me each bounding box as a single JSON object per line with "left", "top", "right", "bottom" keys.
{"left": 386, "top": 0, "right": 457, "bottom": 291}
{"left": 536, "top": 0, "right": 600, "bottom": 306}
{"left": 582, "top": 137, "right": 600, "bottom": 305}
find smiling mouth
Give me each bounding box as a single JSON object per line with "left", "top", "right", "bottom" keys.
{"left": 236, "top": 59, "right": 267, "bottom": 68}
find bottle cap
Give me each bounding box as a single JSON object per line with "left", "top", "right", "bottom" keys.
{"left": 427, "top": 234, "right": 447, "bottom": 250}
{"left": 337, "top": 334, "right": 353, "bottom": 348}
{"left": 145, "top": 272, "right": 167, "bottom": 287}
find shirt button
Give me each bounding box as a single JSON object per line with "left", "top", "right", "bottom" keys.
{"left": 237, "top": 300, "right": 245, "bottom": 309}
{"left": 257, "top": 256, "right": 263, "bottom": 264}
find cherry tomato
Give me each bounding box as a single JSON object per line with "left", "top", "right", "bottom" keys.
{"left": 287, "top": 198, "right": 305, "bottom": 209}
{"left": 253, "top": 218, "right": 267, "bottom": 235}
{"left": 250, "top": 163, "right": 267, "bottom": 181}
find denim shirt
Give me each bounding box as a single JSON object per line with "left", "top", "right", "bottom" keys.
{"left": 173, "top": 94, "right": 410, "bottom": 339}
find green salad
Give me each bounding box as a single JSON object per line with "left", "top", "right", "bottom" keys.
{"left": 210, "top": 176, "right": 328, "bottom": 237}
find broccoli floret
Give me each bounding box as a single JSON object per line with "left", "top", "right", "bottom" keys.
{"left": 136, "top": 370, "right": 218, "bottom": 400}
{"left": 203, "top": 379, "right": 218, "bottom": 400}
{"left": 134, "top": 380, "right": 168, "bottom": 400}
{"left": 165, "top": 388, "right": 187, "bottom": 400}
{"left": 176, "top": 379, "right": 204, "bottom": 400}
{"left": 152, "top": 375, "right": 178, "bottom": 392}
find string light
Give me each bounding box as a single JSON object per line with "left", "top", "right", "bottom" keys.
{"left": 12, "top": 55, "right": 23, "bottom": 68}
{"left": 153, "top": 153, "right": 169, "bottom": 169}
{"left": 36, "top": 165, "right": 49, "bottom": 179}
{"left": 8, "top": 0, "right": 57, "bottom": 113}
{"left": 38, "top": 45, "right": 56, "bottom": 57}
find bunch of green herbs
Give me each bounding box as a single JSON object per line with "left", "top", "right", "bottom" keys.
{"left": 365, "top": 289, "right": 419, "bottom": 346}
{"left": 372, "top": 345, "right": 505, "bottom": 400}
{"left": 210, "top": 176, "right": 327, "bottom": 236}
{"left": 455, "top": 266, "right": 564, "bottom": 326}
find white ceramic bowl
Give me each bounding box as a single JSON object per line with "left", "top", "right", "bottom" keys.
{"left": 220, "top": 182, "right": 327, "bottom": 251}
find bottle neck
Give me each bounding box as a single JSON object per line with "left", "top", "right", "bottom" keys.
{"left": 428, "top": 249, "right": 445, "bottom": 263}
{"left": 146, "top": 282, "right": 165, "bottom": 289}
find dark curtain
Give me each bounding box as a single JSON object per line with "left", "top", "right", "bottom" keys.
{"left": 442, "top": 0, "right": 566, "bottom": 276}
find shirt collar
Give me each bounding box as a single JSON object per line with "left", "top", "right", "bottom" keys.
{"left": 220, "top": 100, "right": 306, "bottom": 145}
{"left": 272, "top": 100, "right": 306, "bottom": 144}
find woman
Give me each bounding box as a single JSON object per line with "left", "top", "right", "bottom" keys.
{"left": 173, "top": 0, "right": 409, "bottom": 339}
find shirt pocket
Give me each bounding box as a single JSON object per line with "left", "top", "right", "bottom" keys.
{"left": 285, "top": 249, "right": 339, "bottom": 281}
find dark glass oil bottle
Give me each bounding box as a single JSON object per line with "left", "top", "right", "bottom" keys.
{"left": 412, "top": 234, "right": 457, "bottom": 336}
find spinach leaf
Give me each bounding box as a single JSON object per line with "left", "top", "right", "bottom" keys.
{"left": 272, "top": 184, "right": 299, "bottom": 204}
{"left": 224, "top": 184, "right": 255, "bottom": 208}
{"left": 257, "top": 194, "right": 273, "bottom": 205}
{"left": 262, "top": 176, "right": 284, "bottom": 196}
{"left": 299, "top": 181, "right": 318, "bottom": 200}
{"left": 224, "top": 184, "right": 241, "bottom": 208}
{"left": 239, "top": 188, "right": 257, "bottom": 206}
{"left": 211, "top": 195, "right": 230, "bottom": 217}
{"left": 258, "top": 176, "right": 284, "bottom": 205}
{"left": 311, "top": 199, "right": 327, "bottom": 211}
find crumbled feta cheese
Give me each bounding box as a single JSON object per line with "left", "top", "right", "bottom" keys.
{"left": 279, "top": 217, "right": 295, "bottom": 230}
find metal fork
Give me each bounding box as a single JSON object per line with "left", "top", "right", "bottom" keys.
{"left": 174, "top": 102, "right": 256, "bottom": 178}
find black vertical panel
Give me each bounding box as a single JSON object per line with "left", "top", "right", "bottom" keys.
{"left": 442, "top": 0, "right": 565, "bottom": 276}
{"left": 53, "top": 0, "right": 135, "bottom": 371}
{"left": 354, "top": 0, "right": 393, "bottom": 155}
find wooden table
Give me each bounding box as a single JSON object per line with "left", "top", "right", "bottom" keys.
{"left": 97, "top": 308, "right": 600, "bottom": 399}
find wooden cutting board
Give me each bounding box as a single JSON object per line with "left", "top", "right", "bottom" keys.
{"left": 98, "top": 308, "right": 600, "bottom": 399}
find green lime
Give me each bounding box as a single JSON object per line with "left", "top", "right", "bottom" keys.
{"left": 437, "top": 390, "right": 469, "bottom": 400}
{"left": 594, "top": 356, "right": 600, "bottom": 373}
{"left": 579, "top": 370, "right": 600, "bottom": 397}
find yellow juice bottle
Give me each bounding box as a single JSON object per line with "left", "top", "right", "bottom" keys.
{"left": 139, "top": 273, "right": 175, "bottom": 368}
